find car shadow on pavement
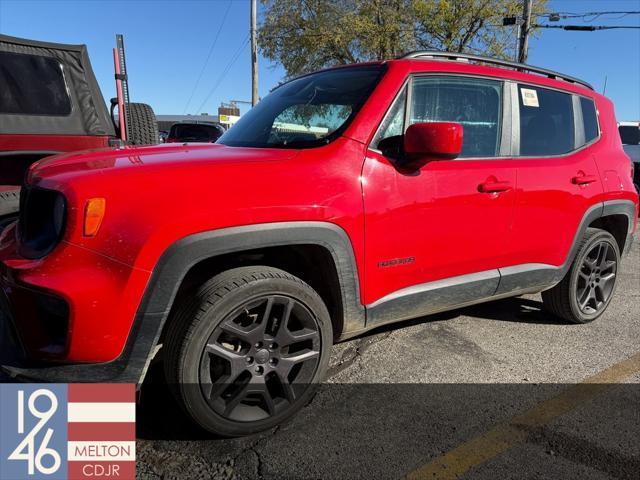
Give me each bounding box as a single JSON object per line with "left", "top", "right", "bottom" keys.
{"left": 457, "top": 297, "right": 573, "bottom": 325}
{"left": 137, "top": 362, "right": 214, "bottom": 441}
{"left": 136, "top": 297, "right": 570, "bottom": 441}
{"left": 349, "top": 296, "right": 571, "bottom": 341}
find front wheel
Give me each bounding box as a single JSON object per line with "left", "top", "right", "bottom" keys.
{"left": 164, "top": 266, "right": 332, "bottom": 437}
{"left": 542, "top": 228, "right": 620, "bottom": 323}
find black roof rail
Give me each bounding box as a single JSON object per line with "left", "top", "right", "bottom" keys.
{"left": 400, "top": 51, "right": 593, "bottom": 91}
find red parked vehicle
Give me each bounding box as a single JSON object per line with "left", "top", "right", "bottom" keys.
{"left": 0, "top": 52, "right": 637, "bottom": 436}
{"left": 0, "top": 34, "right": 158, "bottom": 217}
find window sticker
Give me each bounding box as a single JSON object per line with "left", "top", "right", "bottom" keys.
{"left": 521, "top": 88, "right": 539, "bottom": 107}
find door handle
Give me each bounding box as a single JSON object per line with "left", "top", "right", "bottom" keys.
{"left": 478, "top": 180, "right": 512, "bottom": 193}
{"left": 571, "top": 174, "right": 598, "bottom": 186}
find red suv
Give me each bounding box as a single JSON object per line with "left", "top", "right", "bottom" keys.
{"left": 1, "top": 52, "right": 637, "bottom": 436}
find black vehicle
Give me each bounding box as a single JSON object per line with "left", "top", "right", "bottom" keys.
{"left": 166, "top": 122, "right": 225, "bottom": 143}
{"left": 0, "top": 34, "right": 158, "bottom": 218}
{"left": 619, "top": 123, "right": 640, "bottom": 195}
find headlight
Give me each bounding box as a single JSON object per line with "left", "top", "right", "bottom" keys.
{"left": 18, "top": 187, "right": 67, "bottom": 259}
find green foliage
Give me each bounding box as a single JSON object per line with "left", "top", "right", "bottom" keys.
{"left": 259, "top": 0, "right": 548, "bottom": 77}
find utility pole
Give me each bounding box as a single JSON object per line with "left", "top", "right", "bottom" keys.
{"left": 250, "top": 0, "right": 258, "bottom": 107}
{"left": 518, "top": 0, "right": 532, "bottom": 63}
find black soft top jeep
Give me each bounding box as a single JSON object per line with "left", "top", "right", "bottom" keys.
{"left": 0, "top": 34, "right": 158, "bottom": 217}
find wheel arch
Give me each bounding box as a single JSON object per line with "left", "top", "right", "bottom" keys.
{"left": 129, "top": 222, "right": 365, "bottom": 383}
{"left": 592, "top": 200, "right": 636, "bottom": 254}
{"left": 163, "top": 244, "right": 346, "bottom": 343}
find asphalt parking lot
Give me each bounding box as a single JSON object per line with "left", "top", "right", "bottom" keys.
{"left": 136, "top": 229, "right": 639, "bottom": 480}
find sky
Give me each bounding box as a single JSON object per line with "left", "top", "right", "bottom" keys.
{"left": 0, "top": 0, "right": 638, "bottom": 119}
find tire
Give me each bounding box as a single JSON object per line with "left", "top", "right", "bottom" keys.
{"left": 164, "top": 266, "right": 332, "bottom": 437}
{"left": 126, "top": 103, "right": 158, "bottom": 145}
{"left": 542, "top": 228, "right": 620, "bottom": 323}
{"left": 0, "top": 187, "right": 20, "bottom": 217}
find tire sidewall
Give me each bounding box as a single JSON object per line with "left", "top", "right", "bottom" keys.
{"left": 568, "top": 231, "right": 620, "bottom": 323}
{"left": 178, "top": 276, "right": 332, "bottom": 437}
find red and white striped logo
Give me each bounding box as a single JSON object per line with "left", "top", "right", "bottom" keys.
{"left": 67, "top": 384, "right": 135, "bottom": 479}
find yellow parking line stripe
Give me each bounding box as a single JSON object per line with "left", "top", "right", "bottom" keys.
{"left": 405, "top": 352, "right": 640, "bottom": 480}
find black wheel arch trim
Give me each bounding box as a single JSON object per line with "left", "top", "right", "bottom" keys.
{"left": 601, "top": 199, "right": 636, "bottom": 255}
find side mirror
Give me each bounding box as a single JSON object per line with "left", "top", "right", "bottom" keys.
{"left": 400, "top": 122, "right": 464, "bottom": 169}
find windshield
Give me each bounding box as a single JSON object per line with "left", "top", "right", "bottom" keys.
{"left": 217, "top": 65, "right": 386, "bottom": 149}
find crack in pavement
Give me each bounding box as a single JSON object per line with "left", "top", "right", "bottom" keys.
{"left": 250, "top": 447, "right": 265, "bottom": 479}
{"left": 230, "top": 424, "right": 282, "bottom": 478}
{"left": 328, "top": 332, "right": 394, "bottom": 378}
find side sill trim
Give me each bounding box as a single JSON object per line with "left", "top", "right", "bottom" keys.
{"left": 366, "top": 270, "right": 500, "bottom": 327}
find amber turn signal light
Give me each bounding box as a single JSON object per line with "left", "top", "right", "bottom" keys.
{"left": 83, "top": 198, "right": 106, "bottom": 237}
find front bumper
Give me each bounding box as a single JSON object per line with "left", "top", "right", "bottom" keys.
{"left": 0, "top": 221, "right": 154, "bottom": 383}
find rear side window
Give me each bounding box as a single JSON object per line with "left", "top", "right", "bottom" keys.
{"left": 518, "top": 85, "right": 574, "bottom": 156}
{"left": 0, "top": 52, "right": 72, "bottom": 115}
{"left": 410, "top": 77, "right": 503, "bottom": 158}
{"left": 580, "top": 97, "right": 599, "bottom": 143}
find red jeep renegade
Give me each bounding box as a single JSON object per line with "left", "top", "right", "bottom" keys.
{"left": 0, "top": 52, "right": 637, "bottom": 436}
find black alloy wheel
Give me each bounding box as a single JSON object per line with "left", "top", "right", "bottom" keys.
{"left": 164, "top": 266, "right": 332, "bottom": 437}
{"left": 201, "top": 294, "right": 321, "bottom": 422}
{"left": 575, "top": 241, "right": 617, "bottom": 315}
{"left": 542, "top": 228, "right": 621, "bottom": 324}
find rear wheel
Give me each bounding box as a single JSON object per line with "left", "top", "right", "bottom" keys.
{"left": 542, "top": 228, "right": 620, "bottom": 323}
{"left": 164, "top": 266, "right": 332, "bottom": 437}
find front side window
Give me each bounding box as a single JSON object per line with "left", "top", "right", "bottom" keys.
{"left": 410, "top": 77, "right": 503, "bottom": 158}
{"left": 218, "top": 65, "right": 386, "bottom": 149}
{"left": 0, "top": 52, "right": 71, "bottom": 115}
{"left": 518, "top": 85, "right": 574, "bottom": 156}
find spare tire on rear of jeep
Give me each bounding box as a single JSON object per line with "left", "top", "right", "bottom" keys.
{"left": 0, "top": 187, "right": 20, "bottom": 218}
{"left": 127, "top": 103, "right": 159, "bottom": 145}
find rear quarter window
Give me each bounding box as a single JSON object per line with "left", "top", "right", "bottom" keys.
{"left": 580, "top": 97, "right": 599, "bottom": 144}
{"left": 0, "top": 51, "right": 72, "bottom": 115}
{"left": 518, "top": 85, "right": 574, "bottom": 156}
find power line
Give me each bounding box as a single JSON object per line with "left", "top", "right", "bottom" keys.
{"left": 534, "top": 24, "right": 640, "bottom": 30}
{"left": 182, "top": 0, "right": 233, "bottom": 114}
{"left": 541, "top": 11, "right": 640, "bottom": 22}
{"left": 195, "top": 36, "right": 249, "bottom": 114}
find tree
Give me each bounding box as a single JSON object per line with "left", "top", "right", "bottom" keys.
{"left": 259, "top": 0, "right": 548, "bottom": 77}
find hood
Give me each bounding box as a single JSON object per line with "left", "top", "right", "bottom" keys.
{"left": 28, "top": 143, "right": 300, "bottom": 183}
